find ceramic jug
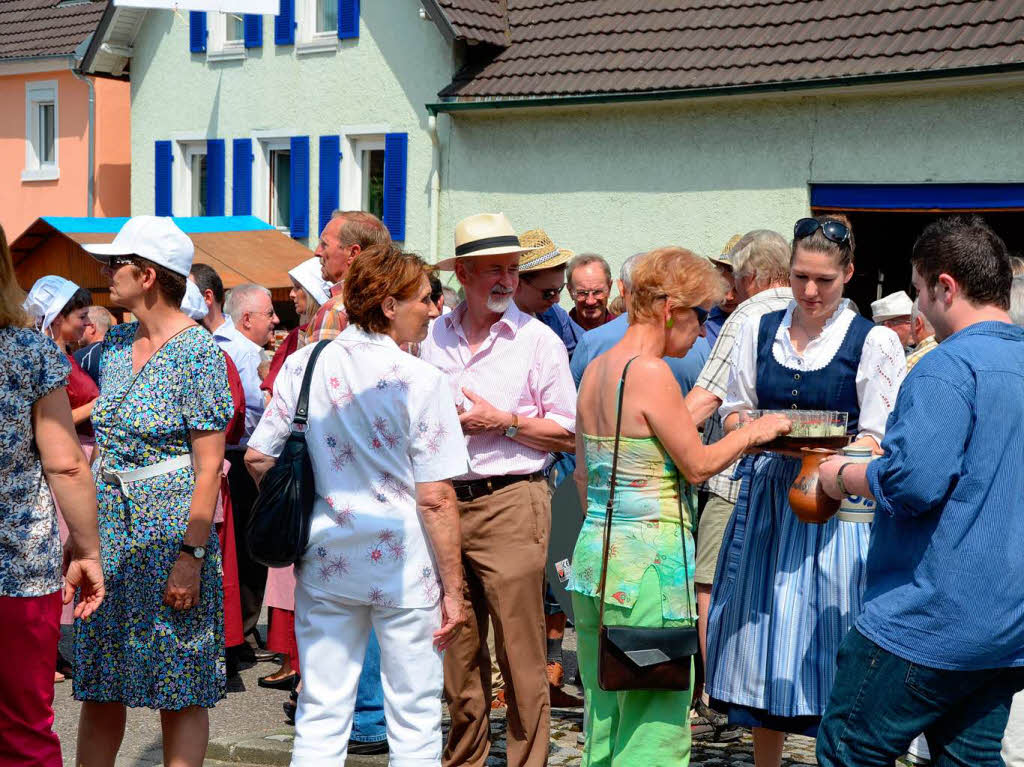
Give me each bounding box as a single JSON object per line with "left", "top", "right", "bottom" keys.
{"left": 788, "top": 448, "right": 841, "bottom": 524}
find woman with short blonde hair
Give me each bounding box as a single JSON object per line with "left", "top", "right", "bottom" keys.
{"left": 570, "top": 247, "right": 789, "bottom": 766}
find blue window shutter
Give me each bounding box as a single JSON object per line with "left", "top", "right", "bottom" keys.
{"left": 382, "top": 132, "right": 408, "bottom": 241}
{"left": 318, "top": 136, "right": 341, "bottom": 236}
{"left": 244, "top": 15, "right": 263, "bottom": 48}
{"left": 275, "top": 0, "right": 295, "bottom": 45}
{"left": 290, "top": 136, "right": 310, "bottom": 238}
{"left": 155, "top": 141, "right": 173, "bottom": 216}
{"left": 189, "top": 12, "right": 207, "bottom": 53}
{"left": 206, "top": 139, "right": 225, "bottom": 216}
{"left": 338, "top": 0, "right": 359, "bottom": 39}
{"left": 232, "top": 138, "right": 253, "bottom": 215}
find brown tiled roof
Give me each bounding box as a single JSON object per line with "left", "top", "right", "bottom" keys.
{"left": 0, "top": 0, "right": 107, "bottom": 61}
{"left": 437, "top": 0, "right": 1024, "bottom": 100}
{"left": 435, "top": 0, "right": 510, "bottom": 47}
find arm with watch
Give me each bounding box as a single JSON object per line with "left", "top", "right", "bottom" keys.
{"left": 458, "top": 387, "right": 575, "bottom": 454}
{"left": 163, "top": 429, "right": 226, "bottom": 612}
{"left": 819, "top": 456, "right": 873, "bottom": 503}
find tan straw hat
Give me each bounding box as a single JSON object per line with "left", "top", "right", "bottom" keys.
{"left": 435, "top": 212, "right": 539, "bottom": 270}
{"left": 709, "top": 233, "right": 743, "bottom": 269}
{"left": 518, "top": 229, "right": 574, "bottom": 273}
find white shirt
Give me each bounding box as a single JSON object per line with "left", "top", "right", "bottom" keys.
{"left": 720, "top": 299, "right": 906, "bottom": 443}
{"left": 418, "top": 301, "right": 576, "bottom": 480}
{"left": 212, "top": 316, "right": 264, "bottom": 446}
{"left": 248, "top": 325, "right": 469, "bottom": 609}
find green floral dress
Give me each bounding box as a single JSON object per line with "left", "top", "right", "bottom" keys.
{"left": 567, "top": 434, "right": 697, "bottom": 622}
{"left": 73, "top": 323, "right": 232, "bottom": 710}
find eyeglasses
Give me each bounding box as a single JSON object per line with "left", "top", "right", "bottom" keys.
{"left": 248, "top": 308, "right": 276, "bottom": 319}
{"left": 572, "top": 288, "right": 608, "bottom": 301}
{"left": 794, "top": 217, "right": 851, "bottom": 247}
{"left": 524, "top": 279, "right": 565, "bottom": 301}
{"left": 692, "top": 306, "right": 709, "bottom": 325}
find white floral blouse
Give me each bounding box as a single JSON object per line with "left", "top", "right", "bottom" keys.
{"left": 0, "top": 328, "right": 70, "bottom": 597}
{"left": 249, "top": 325, "right": 469, "bottom": 609}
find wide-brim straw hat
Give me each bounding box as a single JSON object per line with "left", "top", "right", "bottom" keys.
{"left": 518, "top": 229, "right": 574, "bottom": 273}
{"left": 435, "top": 212, "right": 540, "bottom": 271}
{"left": 709, "top": 233, "right": 743, "bottom": 269}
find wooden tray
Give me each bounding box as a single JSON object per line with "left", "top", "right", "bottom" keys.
{"left": 746, "top": 435, "right": 851, "bottom": 456}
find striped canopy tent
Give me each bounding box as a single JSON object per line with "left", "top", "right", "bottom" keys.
{"left": 11, "top": 215, "right": 313, "bottom": 307}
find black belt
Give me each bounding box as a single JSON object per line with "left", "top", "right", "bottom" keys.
{"left": 452, "top": 472, "right": 543, "bottom": 502}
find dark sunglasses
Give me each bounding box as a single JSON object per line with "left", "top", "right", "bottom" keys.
{"left": 107, "top": 255, "right": 137, "bottom": 270}
{"left": 794, "top": 217, "right": 851, "bottom": 246}
{"left": 692, "top": 306, "right": 709, "bottom": 325}
{"left": 524, "top": 278, "right": 564, "bottom": 301}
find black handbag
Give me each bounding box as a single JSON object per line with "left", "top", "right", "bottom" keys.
{"left": 596, "top": 357, "right": 699, "bottom": 692}
{"left": 247, "top": 340, "right": 331, "bottom": 568}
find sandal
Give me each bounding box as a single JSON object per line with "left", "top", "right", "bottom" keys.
{"left": 691, "top": 699, "right": 742, "bottom": 743}
{"left": 258, "top": 671, "right": 299, "bottom": 690}
{"left": 283, "top": 686, "right": 298, "bottom": 725}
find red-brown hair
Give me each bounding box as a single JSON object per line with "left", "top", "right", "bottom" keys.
{"left": 344, "top": 244, "right": 431, "bottom": 334}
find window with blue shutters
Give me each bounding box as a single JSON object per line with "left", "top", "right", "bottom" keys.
{"left": 289, "top": 136, "right": 310, "bottom": 238}
{"left": 382, "top": 133, "right": 408, "bottom": 241}
{"left": 155, "top": 141, "right": 173, "bottom": 216}
{"left": 233, "top": 138, "right": 253, "bottom": 215}
{"left": 244, "top": 15, "right": 263, "bottom": 48}
{"left": 206, "top": 139, "right": 225, "bottom": 216}
{"left": 338, "top": 0, "right": 359, "bottom": 39}
{"left": 318, "top": 136, "right": 341, "bottom": 236}
{"left": 189, "top": 12, "right": 207, "bottom": 53}
{"left": 275, "top": 0, "right": 295, "bottom": 45}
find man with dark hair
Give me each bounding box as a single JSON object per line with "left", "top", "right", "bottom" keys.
{"left": 309, "top": 210, "right": 391, "bottom": 342}
{"left": 189, "top": 263, "right": 227, "bottom": 333}
{"left": 816, "top": 215, "right": 1024, "bottom": 767}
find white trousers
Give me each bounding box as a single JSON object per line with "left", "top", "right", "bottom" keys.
{"left": 292, "top": 579, "right": 443, "bottom": 767}
{"left": 1003, "top": 691, "right": 1024, "bottom": 766}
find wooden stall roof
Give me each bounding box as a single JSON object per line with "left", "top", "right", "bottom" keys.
{"left": 11, "top": 216, "right": 312, "bottom": 304}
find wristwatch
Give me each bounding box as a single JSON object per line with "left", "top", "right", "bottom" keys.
{"left": 504, "top": 413, "right": 520, "bottom": 439}
{"left": 180, "top": 543, "right": 207, "bottom": 560}
{"left": 835, "top": 462, "right": 854, "bottom": 497}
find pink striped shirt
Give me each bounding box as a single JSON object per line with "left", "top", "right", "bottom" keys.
{"left": 419, "top": 301, "right": 576, "bottom": 480}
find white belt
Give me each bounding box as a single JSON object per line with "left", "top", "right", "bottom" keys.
{"left": 99, "top": 453, "right": 193, "bottom": 502}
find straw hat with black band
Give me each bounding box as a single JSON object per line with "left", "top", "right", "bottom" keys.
{"left": 709, "top": 233, "right": 743, "bottom": 270}
{"left": 435, "top": 213, "right": 539, "bottom": 271}
{"left": 518, "top": 229, "right": 574, "bottom": 273}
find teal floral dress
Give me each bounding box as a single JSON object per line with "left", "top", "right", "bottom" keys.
{"left": 73, "top": 323, "right": 233, "bottom": 710}
{"left": 568, "top": 434, "right": 697, "bottom": 622}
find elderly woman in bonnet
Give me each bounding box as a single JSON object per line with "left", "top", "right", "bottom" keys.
{"left": 0, "top": 225, "right": 104, "bottom": 767}
{"left": 246, "top": 244, "right": 469, "bottom": 765}
{"left": 73, "top": 216, "right": 234, "bottom": 767}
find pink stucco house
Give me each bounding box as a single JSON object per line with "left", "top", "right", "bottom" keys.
{"left": 0, "top": 0, "right": 130, "bottom": 242}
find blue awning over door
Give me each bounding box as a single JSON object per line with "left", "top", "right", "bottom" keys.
{"left": 811, "top": 183, "right": 1024, "bottom": 210}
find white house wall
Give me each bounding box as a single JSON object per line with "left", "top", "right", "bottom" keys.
{"left": 130, "top": 0, "right": 454, "bottom": 250}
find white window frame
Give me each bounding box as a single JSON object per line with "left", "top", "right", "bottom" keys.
{"left": 23, "top": 80, "right": 59, "bottom": 182}
{"left": 252, "top": 132, "right": 296, "bottom": 235}
{"left": 296, "top": 0, "right": 338, "bottom": 54}
{"left": 340, "top": 134, "right": 385, "bottom": 216}
{"left": 207, "top": 12, "right": 247, "bottom": 62}
{"left": 172, "top": 138, "right": 208, "bottom": 217}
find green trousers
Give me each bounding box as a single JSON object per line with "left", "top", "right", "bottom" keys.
{"left": 572, "top": 568, "right": 693, "bottom": 767}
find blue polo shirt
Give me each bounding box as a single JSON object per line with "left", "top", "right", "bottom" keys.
{"left": 569, "top": 313, "right": 710, "bottom": 394}
{"left": 537, "top": 304, "right": 584, "bottom": 360}
{"left": 859, "top": 321, "right": 1024, "bottom": 670}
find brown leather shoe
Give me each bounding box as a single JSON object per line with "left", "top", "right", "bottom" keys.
{"left": 546, "top": 661, "right": 565, "bottom": 688}
{"left": 549, "top": 685, "right": 584, "bottom": 708}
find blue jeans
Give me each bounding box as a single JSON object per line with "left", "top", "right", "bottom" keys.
{"left": 817, "top": 628, "right": 1024, "bottom": 767}
{"left": 351, "top": 630, "right": 386, "bottom": 743}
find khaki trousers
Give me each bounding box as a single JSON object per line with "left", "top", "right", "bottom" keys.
{"left": 443, "top": 476, "right": 551, "bottom": 767}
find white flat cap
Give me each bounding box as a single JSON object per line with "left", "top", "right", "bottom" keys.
{"left": 871, "top": 290, "right": 913, "bottom": 322}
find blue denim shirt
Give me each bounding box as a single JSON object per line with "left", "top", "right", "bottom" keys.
{"left": 860, "top": 321, "right": 1024, "bottom": 670}
{"left": 537, "top": 304, "right": 584, "bottom": 360}
{"left": 570, "top": 313, "right": 710, "bottom": 394}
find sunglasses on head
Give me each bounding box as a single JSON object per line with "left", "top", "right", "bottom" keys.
{"left": 108, "top": 255, "right": 138, "bottom": 270}
{"left": 794, "top": 217, "right": 851, "bottom": 247}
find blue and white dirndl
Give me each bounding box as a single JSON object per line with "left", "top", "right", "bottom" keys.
{"left": 705, "top": 308, "right": 874, "bottom": 733}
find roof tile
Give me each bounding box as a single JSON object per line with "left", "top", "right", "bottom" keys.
{"left": 0, "top": 0, "right": 107, "bottom": 61}
{"left": 438, "top": 0, "right": 1024, "bottom": 99}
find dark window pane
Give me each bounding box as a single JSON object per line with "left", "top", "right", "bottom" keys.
{"left": 364, "top": 149, "right": 385, "bottom": 220}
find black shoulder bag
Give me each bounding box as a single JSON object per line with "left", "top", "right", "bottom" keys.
{"left": 247, "top": 340, "right": 331, "bottom": 568}
{"left": 597, "top": 357, "right": 699, "bottom": 691}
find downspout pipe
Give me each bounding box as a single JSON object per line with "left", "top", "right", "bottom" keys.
{"left": 428, "top": 114, "right": 441, "bottom": 267}
{"left": 71, "top": 68, "right": 96, "bottom": 217}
